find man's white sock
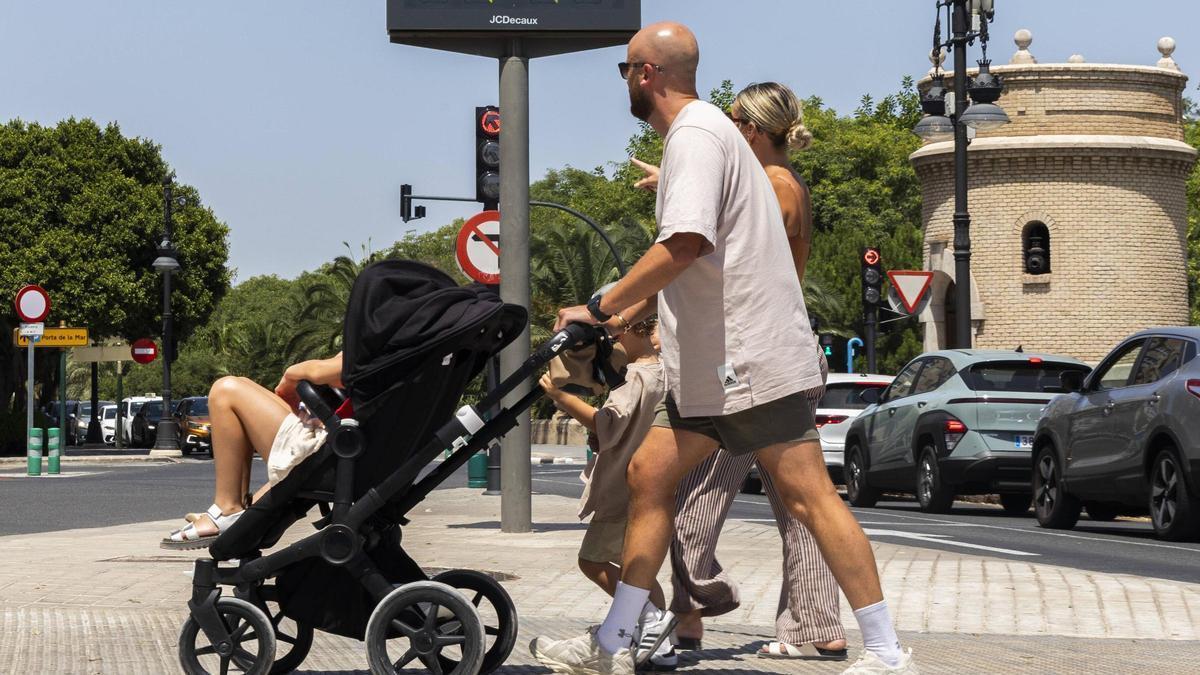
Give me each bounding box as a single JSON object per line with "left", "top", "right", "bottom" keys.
{"left": 852, "top": 600, "right": 902, "bottom": 667}
{"left": 597, "top": 582, "right": 650, "bottom": 654}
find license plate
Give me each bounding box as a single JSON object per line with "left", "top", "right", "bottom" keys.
{"left": 1015, "top": 435, "right": 1034, "bottom": 449}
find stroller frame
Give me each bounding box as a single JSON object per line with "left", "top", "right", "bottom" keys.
{"left": 181, "top": 322, "right": 603, "bottom": 674}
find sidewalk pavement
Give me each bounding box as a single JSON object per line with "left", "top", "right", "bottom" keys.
{"left": 1, "top": 488, "right": 1197, "bottom": 673}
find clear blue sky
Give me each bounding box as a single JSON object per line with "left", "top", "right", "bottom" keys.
{"left": 2, "top": 1, "right": 1196, "bottom": 282}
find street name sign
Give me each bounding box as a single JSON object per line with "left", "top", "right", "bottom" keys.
{"left": 456, "top": 210, "right": 501, "bottom": 285}
{"left": 18, "top": 323, "right": 44, "bottom": 338}
{"left": 73, "top": 344, "right": 132, "bottom": 363}
{"left": 887, "top": 271, "right": 935, "bottom": 316}
{"left": 388, "top": 0, "right": 640, "bottom": 57}
{"left": 13, "top": 326, "right": 88, "bottom": 348}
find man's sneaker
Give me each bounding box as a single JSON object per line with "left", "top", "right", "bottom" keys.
{"left": 842, "top": 648, "right": 919, "bottom": 674}
{"left": 633, "top": 610, "right": 677, "bottom": 666}
{"left": 641, "top": 644, "right": 678, "bottom": 672}
{"left": 530, "top": 626, "right": 635, "bottom": 675}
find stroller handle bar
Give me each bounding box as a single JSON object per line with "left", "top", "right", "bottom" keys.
{"left": 475, "top": 322, "right": 601, "bottom": 413}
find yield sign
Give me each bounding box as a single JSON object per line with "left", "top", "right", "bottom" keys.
{"left": 887, "top": 271, "right": 934, "bottom": 315}
{"left": 456, "top": 210, "right": 500, "bottom": 285}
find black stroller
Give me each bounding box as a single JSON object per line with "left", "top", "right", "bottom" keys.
{"left": 177, "top": 260, "right": 609, "bottom": 674}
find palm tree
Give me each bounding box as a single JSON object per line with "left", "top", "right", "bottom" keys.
{"left": 529, "top": 223, "right": 631, "bottom": 345}
{"left": 286, "top": 244, "right": 381, "bottom": 362}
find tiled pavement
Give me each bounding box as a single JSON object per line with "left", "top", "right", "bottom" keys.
{"left": 1, "top": 488, "right": 1198, "bottom": 673}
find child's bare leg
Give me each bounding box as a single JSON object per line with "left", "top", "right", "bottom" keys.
{"left": 578, "top": 559, "right": 667, "bottom": 610}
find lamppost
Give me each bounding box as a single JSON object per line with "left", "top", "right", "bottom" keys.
{"left": 913, "top": 0, "right": 1009, "bottom": 348}
{"left": 150, "top": 173, "right": 182, "bottom": 456}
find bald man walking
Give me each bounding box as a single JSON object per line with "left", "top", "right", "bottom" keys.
{"left": 529, "top": 22, "right": 918, "bottom": 675}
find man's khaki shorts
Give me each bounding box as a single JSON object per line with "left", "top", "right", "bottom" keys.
{"left": 578, "top": 518, "right": 626, "bottom": 565}
{"left": 652, "top": 390, "right": 820, "bottom": 456}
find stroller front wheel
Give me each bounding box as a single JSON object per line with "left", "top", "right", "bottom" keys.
{"left": 179, "top": 596, "right": 276, "bottom": 675}
{"left": 366, "top": 580, "right": 486, "bottom": 675}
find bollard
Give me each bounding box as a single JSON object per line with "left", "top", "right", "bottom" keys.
{"left": 468, "top": 452, "right": 488, "bottom": 488}
{"left": 47, "top": 427, "right": 61, "bottom": 475}
{"left": 27, "top": 428, "right": 43, "bottom": 476}
{"left": 586, "top": 446, "right": 594, "bottom": 463}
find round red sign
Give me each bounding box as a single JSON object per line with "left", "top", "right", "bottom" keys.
{"left": 14, "top": 285, "right": 51, "bottom": 323}
{"left": 456, "top": 210, "right": 501, "bottom": 286}
{"left": 131, "top": 338, "right": 158, "bottom": 365}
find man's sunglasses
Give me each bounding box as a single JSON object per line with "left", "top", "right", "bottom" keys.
{"left": 618, "top": 61, "right": 666, "bottom": 80}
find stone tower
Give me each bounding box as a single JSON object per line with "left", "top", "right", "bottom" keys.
{"left": 910, "top": 31, "right": 1197, "bottom": 363}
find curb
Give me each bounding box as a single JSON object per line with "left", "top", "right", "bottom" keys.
{"left": 531, "top": 455, "right": 579, "bottom": 465}
{"left": 0, "top": 455, "right": 183, "bottom": 467}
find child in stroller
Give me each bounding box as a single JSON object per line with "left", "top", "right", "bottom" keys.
{"left": 174, "top": 261, "right": 621, "bottom": 675}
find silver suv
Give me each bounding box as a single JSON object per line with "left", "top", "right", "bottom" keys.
{"left": 1032, "top": 328, "right": 1200, "bottom": 541}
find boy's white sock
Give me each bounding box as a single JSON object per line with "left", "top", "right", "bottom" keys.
{"left": 639, "top": 600, "right": 662, "bottom": 626}
{"left": 852, "top": 600, "right": 902, "bottom": 667}
{"left": 596, "top": 582, "right": 650, "bottom": 654}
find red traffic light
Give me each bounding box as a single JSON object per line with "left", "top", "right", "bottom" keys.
{"left": 479, "top": 108, "right": 501, "bottom": 137}
{"left": 862, "top": 248, "right": 880, "bottom": 266}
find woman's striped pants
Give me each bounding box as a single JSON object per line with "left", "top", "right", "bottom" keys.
{"left": 668, "top": 353, "right": 844, "bottom": 645}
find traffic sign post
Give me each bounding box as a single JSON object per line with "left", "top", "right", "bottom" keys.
{"left": 15, "top": 285, "right": 52, "bottom": 477}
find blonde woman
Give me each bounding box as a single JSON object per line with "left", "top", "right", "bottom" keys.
{"left": 633, "top": 82, "right": 847, "bottom": 661}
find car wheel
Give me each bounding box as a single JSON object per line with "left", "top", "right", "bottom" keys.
{"left": 916, "top": 446, "right": 954, "bottom": 514}
{"left": 1149, "top": 448, "right": 1200, "bottom": 542}
{"left": 1033, "top": 446, "right": 1080, "bottom": 530}
{"left": 1084, "top": 502, "right": 1121, "bottom": 522}
{"left": 1000, "top": 493, "right": 1032, "bottom": 515}
{"left": 845, "top": 445, "right": 879, "bottom": 508}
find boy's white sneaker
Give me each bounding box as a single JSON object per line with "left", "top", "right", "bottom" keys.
{"left": 530, "top": 626, "right": 635, "bottom": 675}
{"left": 842, "top": 648, "right": 919, "bottom": 674}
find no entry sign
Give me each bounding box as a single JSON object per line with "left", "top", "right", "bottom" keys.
{"left": 456, "top": 210, "right": 500, "bottom": 285}
{"left": 131, "top": 338, "right": 158, "bottom": 365}
{"left": 14, "top": 285, "right": 51, "bottom": 323}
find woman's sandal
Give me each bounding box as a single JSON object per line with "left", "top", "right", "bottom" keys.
{"left": 184, "top": 493, "right": 251, "bottom": 523}
{"left": 757, "top": 641, "right": 848, "bottom": 660}
{"left": 162, "top": 504, "right": 243, "bottom": 550}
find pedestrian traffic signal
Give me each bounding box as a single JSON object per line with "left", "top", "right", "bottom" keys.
{"left": 476, "top": 106, "right": 501, "bottom": 209}
{"left": 861, "top": 247, "right": 883, "bottom": 307}
{"left": 819, "top": 333, "right": 835, "bottom": 357}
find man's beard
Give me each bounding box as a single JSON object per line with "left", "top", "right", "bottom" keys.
{"left": 629, "top": 81, "right": 652, "bottom": 121}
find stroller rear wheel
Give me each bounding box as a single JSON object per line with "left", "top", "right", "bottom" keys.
{"left": 366, "top": 580, "right": 485, "bottom": 675}
{"left": 242, "top": 584, "right": 314, "bottom": 674}
{"left": 431, "top": 569, "right": 518, "bottom": 674}
{"left": 179, "top": 596, "right": 276, "bottom": 675}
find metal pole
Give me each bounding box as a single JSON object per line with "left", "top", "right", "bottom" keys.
{"left": 152, "top": 176, "right": 181, "bottom": 454}
{"left": 865, "top": 307, "right": 878, "bottom": 373}
{"left": 530, "top": 201, "right": 627, "bottom": 276}
{"left": 58, "top": 349, "right": 67, "bottom": 446}
{"left": 86, "top": 362, "right": 100, "bottom": 442}
{"left": 951, "top": 0, "right": 973, "bottom": 348}
{"left": 115, "top": 360, "right": 124, "bottom": 449}
{"left": 499, "top": 40, "right": 532, "bottom": 533}
{"left": 26, "top": 341, "right": 37, "bottom": 474}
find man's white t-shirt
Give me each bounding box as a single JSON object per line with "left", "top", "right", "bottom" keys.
{"left": 654, "top": 100, "right": 822, "bottom": 417}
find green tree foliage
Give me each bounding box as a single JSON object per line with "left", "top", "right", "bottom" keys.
{"left": 0, "top": 118, "right": 229, "bottom": 450}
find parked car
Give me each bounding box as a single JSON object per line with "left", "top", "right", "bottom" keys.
{"left": 130, "top": 399, "right": 165, "bottom": 447}
{"left": 99, "top": 405, "right": 118, "bottom": 445}
{"left": 174, "top": 396, "right": 212, "bottom": 454}
{"left": 844, "top": 350, "right": 1091, "bottom": 514}
{"left": 1032, "top": 328, "right": 1200, "bottom": 541}
{"left": 75, "top": 400, "right": 116, "bottom": 444}
{"left": 741, "top": 373, "right": 896, "bottom": 493}
{"left": 120, "top": 396, "right": 157, "bottom": 445}
{"left": 44, "top": 400, "right": 81, "bottom": 444}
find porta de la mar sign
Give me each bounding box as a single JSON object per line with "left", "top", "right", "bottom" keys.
{"left": 388, "top": 0, "right": 640, "bottom": 58}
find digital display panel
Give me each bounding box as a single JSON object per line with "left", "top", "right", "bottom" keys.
{"left": 388, "top": 0, "right": 641, "bottom": 34}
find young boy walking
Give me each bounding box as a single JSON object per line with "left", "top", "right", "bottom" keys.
{"left": 539, "top": 318, "right": 678, "bottom": 670}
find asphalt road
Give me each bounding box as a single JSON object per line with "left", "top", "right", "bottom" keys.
{"left": 4, "top": 459, "right": 1198, "bottom": 584}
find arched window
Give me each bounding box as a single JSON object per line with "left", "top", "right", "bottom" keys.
{"left": 1023, "top": 222, "right": 1051, "bottom": 275}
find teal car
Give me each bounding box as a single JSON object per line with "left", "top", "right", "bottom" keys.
{"left": 844, "top": 350, "right": 1092, "bottom": 514}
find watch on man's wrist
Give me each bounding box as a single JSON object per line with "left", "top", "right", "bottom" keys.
{"left": 587, "top": 294, "right": 612, "bottom": 323}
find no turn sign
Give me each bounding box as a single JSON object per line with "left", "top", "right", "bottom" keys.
{"left": 14, "top": 285, "right": 51, "bottom": 323}
{"left": 456, "top": 210, "right": 500, "bottom": 285}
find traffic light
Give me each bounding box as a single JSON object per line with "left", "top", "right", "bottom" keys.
{"left": 819, "top": 333, "right": 835, "bottom": 358}
{"left": 476, "top": 106, "right": 501, "bottom": 209}
{"left": 400, "top": 184, "right": 425, "bottom": 223}
{"left": 861, "top": 247, "right": 883, "bottom": 308}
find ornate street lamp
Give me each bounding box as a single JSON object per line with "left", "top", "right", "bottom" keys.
{"left": 150, "top": 173, "right": 182, "bottom": 456}
{"left": 912, "top": 0, "right": 1009, "bottom": 348}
